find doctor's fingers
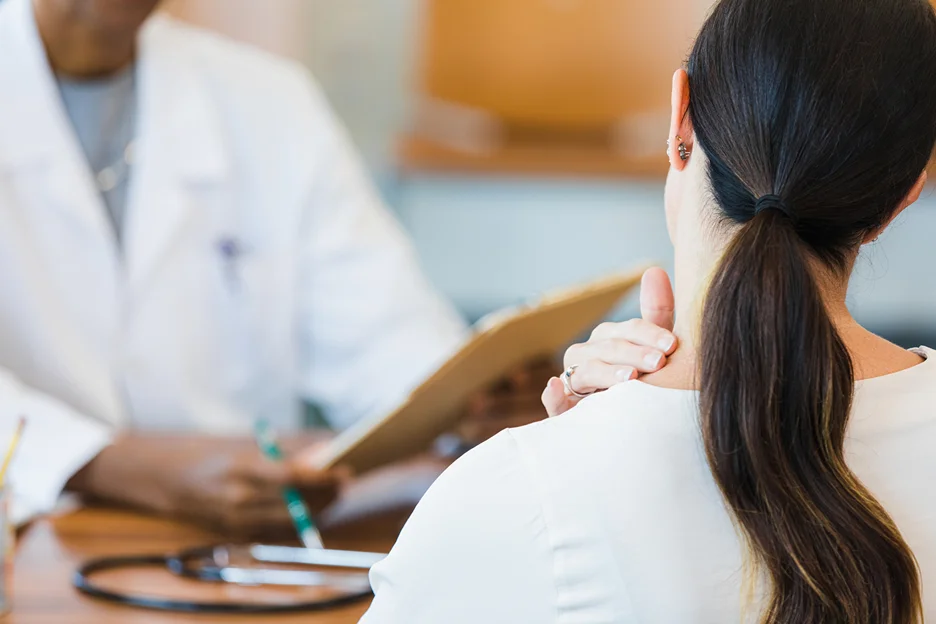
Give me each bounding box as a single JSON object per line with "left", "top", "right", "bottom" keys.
{"left": 230, "top": 459, "right": 345, "bottom": 511}
{"left": 230, "top": 452, "right": 295, "bottom": 486}
{"left": 232, "top": 449, "right": 348, "bottom": 489}
{"left": 205, "top": 482, "right": 335, "bottom": 537}
{"left": 211, "top": 480, "right": 284, "bottom": 511}
{"left": 225, "top": 473, "right": 342, "bottom": 515}
{"left": 296, "top": 481, "right": 342, "bottom": 516}
{"left": 289, "top": 451, "right": 355, "bottom": 490}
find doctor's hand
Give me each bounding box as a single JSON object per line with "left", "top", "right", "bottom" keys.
{"left": 542, "top": 268, "right": 677, "bottom": 418}
{"left": 67, "top": 435, "right": 346, "bottom": 538}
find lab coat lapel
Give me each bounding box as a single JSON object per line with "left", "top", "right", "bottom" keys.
{"left": 0, "top": 0, "right": 118, "bottom": 247}
{"left": 123, "top": 16, "right": 230, "bottom": 295}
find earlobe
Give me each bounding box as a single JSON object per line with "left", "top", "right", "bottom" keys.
{"left": 676, "top": 136, "right": 691, "bottom": 162}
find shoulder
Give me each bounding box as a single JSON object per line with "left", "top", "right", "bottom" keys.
{"left": 143, "top": 16, "right": 331, "bottom": 123}
{"left": 363, "top": 431, "right": 556, "bottom": 623}
{"left": 506, "top": 381, "right": 707, "bottom": 522}
{"left": 510, "top": 381, "right": 699, "bottom": 462}
{"left": 142, "top": 15, "right": 347, "bottom": 188}
{"left": 852, "top": 346, "right": 936, "bottom": 430}
{"left": 383, "top": 430, "right": 548, "bottom": 554}
{"left": 365, "top": 386, "right": 701, "bottom": 623}
{"left": 145, "top": 16, "right": 309, "bottom": 87}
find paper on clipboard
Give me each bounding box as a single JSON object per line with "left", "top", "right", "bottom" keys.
{"left": 314, "top": 267, "right": 647, "bottom": 474}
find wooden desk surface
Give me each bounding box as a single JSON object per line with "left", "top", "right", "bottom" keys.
{"left": 11, "top": 508, "right": 392, "bottom": 623}
{"left": 8, "top": 374, "right": 552, "bottom": 623}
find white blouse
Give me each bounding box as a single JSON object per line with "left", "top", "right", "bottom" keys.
{"left": 361, "top": 348, "right": 936, "bottom": 623}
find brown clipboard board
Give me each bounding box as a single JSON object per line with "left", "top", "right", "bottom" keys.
{"left": 314, "top": 267, "right": 646, "bottom": 474}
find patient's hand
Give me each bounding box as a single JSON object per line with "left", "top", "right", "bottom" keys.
{"left": 542, "top": 268, "right": 677, "bottom": 417}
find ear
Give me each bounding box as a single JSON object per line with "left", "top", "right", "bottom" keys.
{"left": 862, "top": 170, "right": 927, "bottom": 244}
{"left": 667, "top": 69, "right": 693, "bottom": 172}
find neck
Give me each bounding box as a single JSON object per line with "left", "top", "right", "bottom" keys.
{"left": 33, "top": 0, "right": 138, "bottom": 78}
{"left": 669, "top": 220, "right": 856, "bottom": 348}
{"left": 663, "top": 257, "right": 857, "bottom": 386}
{"left": 657, "top": 252, "right": 917, "bottom": 386}
{"left": 648, "top": 154, "right": 872, "bottom": 389}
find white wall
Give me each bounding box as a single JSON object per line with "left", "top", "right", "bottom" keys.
{"left": 165, "top": 0, "right": 421, "bottom": 173}
{"left": 299, "top": 0, "right": 421, "bottom": 174}
{"left": 162, "top": 1, "right": 936, "bottom": 343}
{"left": 396, "top": 174, "right": 936, "bottom": 343}
{"left": 164, "top": 0, "right": 313, "bottom": 59}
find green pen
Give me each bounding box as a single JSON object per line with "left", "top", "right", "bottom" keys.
{"left": 254, "top": 420, "right": 325, "bottom": 549}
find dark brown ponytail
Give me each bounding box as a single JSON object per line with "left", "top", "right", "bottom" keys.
{"left": 701, "top": 209, "right": 921, "bottom": 622}
{"left": 688, "top": 0, "right": 936, "bottom": 621}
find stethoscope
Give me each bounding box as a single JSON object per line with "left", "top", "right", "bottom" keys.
{"left": 74, "top": 544, "right": 385, "bottom": 614}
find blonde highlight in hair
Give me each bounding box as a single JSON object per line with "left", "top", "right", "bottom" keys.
{"left": 699, "top": 216, "right": 923, "bottom": 624}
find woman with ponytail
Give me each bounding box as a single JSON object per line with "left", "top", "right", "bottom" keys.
{"left": 362, "top": 0, "right": 936, "bottom": 621}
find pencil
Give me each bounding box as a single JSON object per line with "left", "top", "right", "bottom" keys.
{"left": 0, "top": 417, "right": 26, "bottom": 486}
{"left": 254, "top": 420, "right": 325, "bottom": 549}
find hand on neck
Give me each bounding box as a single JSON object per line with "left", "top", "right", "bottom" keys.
{"left": 650, "top": 145, "right": 869, "bottom": 388}
{"left": 32, "top": 0, "right": 143, "bottom": 79}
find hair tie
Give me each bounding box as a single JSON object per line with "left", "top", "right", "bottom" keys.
{"left": 754, "top": 194, "right": 796, "bottom": 223}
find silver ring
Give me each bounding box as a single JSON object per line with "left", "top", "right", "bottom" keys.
{"left": 562, "top": 365, "right": 591, "bottom": 399}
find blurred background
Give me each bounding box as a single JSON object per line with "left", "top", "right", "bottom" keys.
{"left": 166, "top": 0, "right": 936, "bottom": 346}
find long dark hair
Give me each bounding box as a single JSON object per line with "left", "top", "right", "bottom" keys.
{"left": 690, "top": 0, "right": 936, "bottom": 622}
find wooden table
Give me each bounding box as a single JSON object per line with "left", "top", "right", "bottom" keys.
{"left": 7, "top": 372, "right": 553, "bottom": 623}
{"left": 10, "top": 508, "right": 393, "bottom": 623}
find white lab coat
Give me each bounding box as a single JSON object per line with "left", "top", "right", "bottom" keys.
{"left": 0, "top": 0, "right": 468, "bottom": 523}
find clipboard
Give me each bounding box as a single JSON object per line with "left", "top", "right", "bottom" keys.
{"left": 314, "top": 267, "right": 646, "bottom": 474}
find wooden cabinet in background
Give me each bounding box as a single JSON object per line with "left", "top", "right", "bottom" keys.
{"left": 400, "top": 0, "right": 704, "bottom": 178}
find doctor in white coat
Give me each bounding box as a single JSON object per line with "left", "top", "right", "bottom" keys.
{"left": 0, "top": 0, "right": 475, "bottom": 533}
{"left": 0, "top": 0, "right": 678, "bottom": 535}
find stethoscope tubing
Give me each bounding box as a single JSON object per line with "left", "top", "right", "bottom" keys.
{"left": 73, "top": 547, "right": 373, "bottom": 614}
